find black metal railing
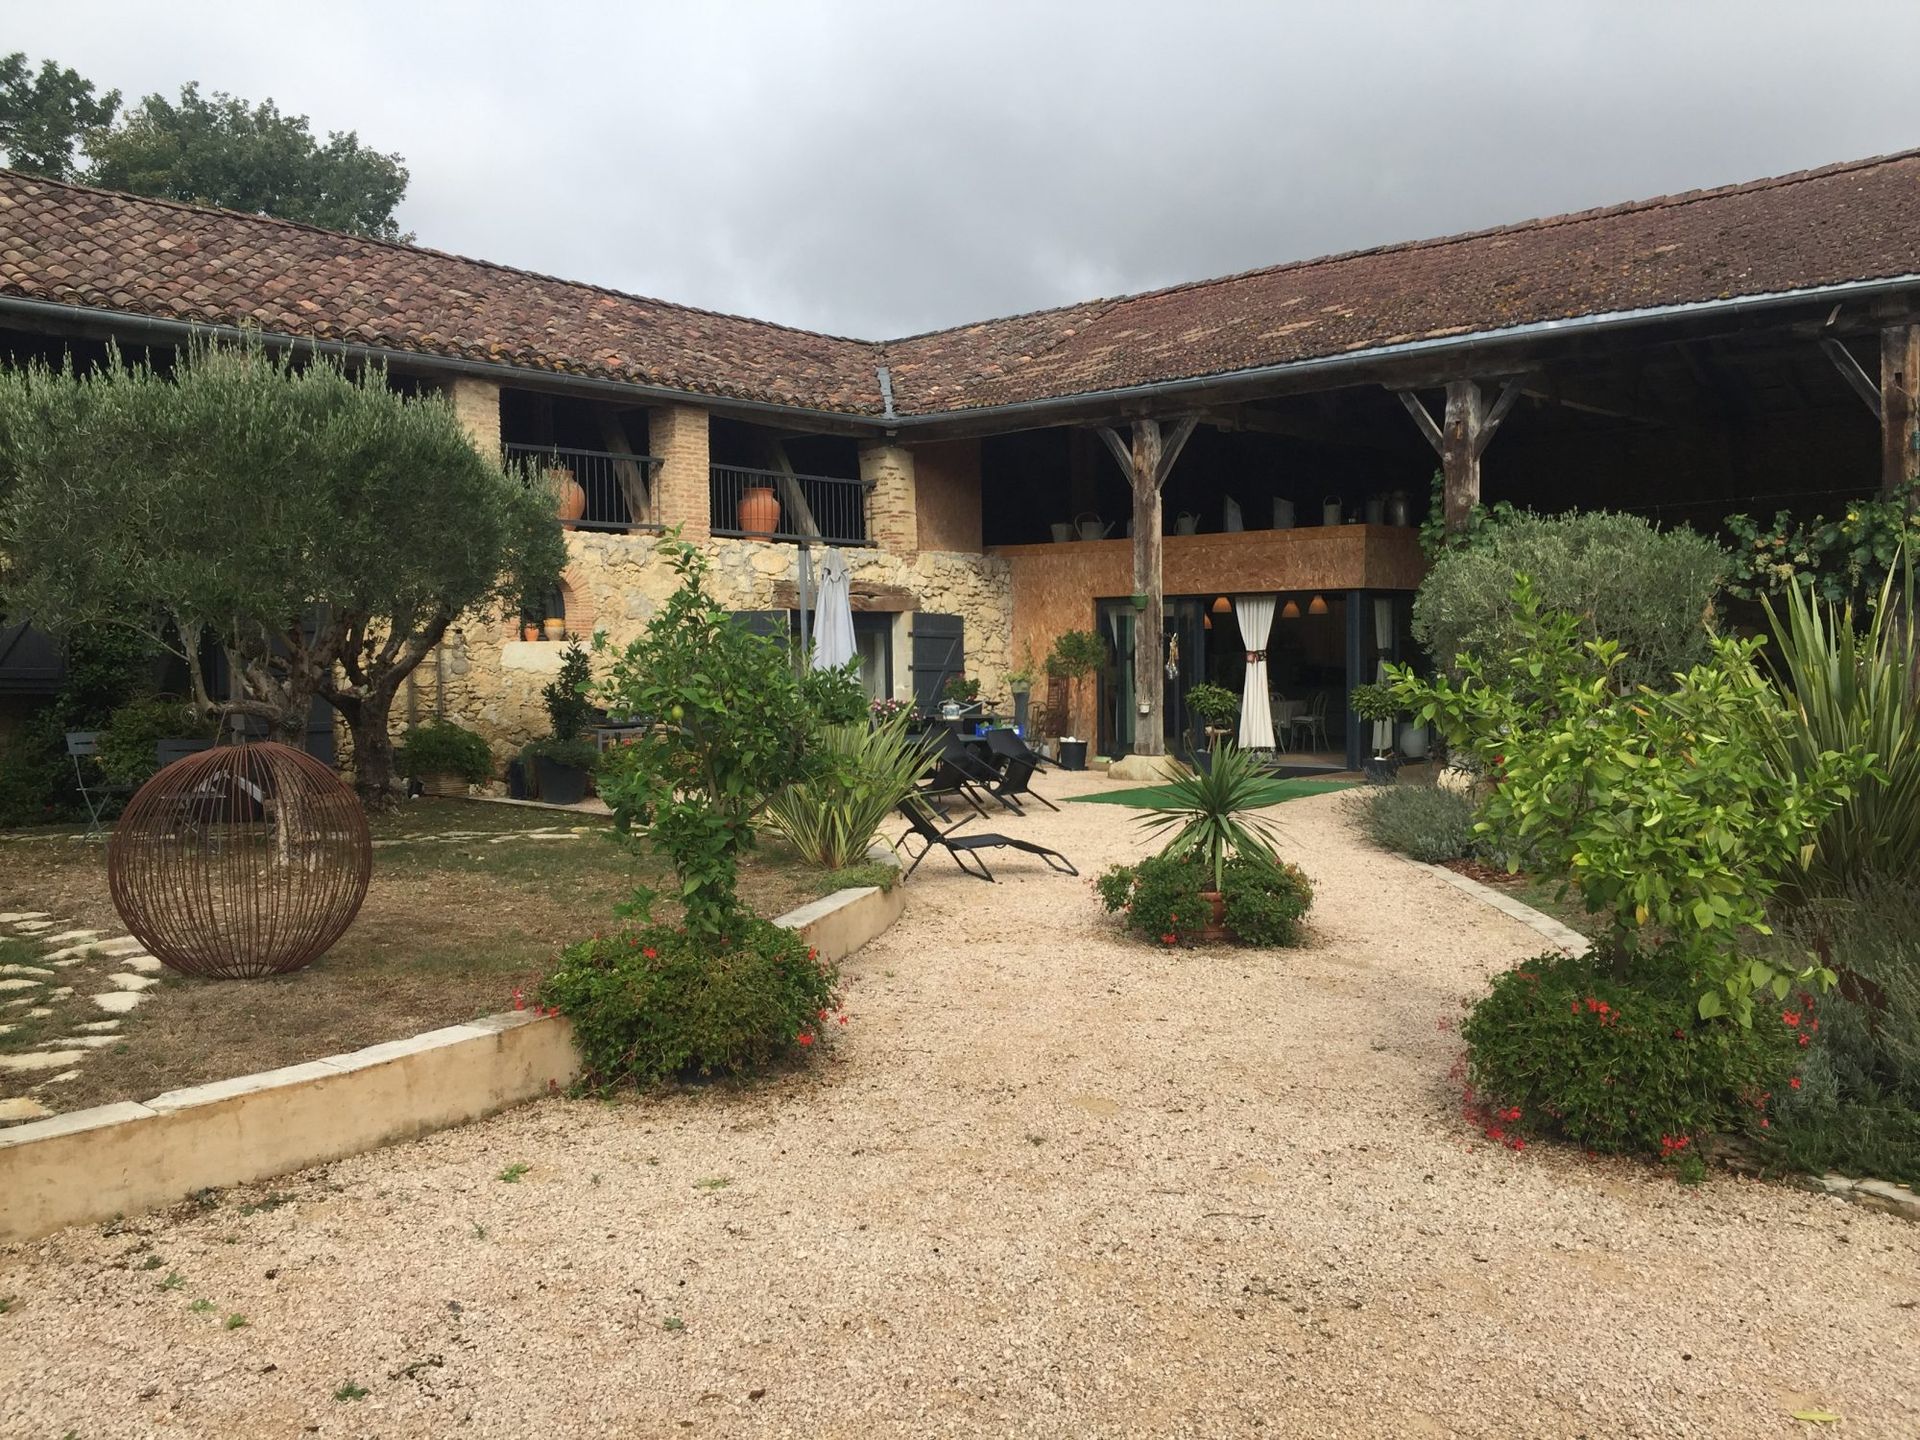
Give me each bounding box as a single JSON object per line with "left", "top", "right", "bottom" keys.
{"left": 506, "top": 444, "right": 662, "bottom": 532}
{"left": 710, "top": 464, "right": 870, "bottom": 545}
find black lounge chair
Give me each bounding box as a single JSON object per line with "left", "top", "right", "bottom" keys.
{"left": 985, "top": 727, "right": 1060, "bottom": 772}
{"left": 893, "top": 797, "right": 1078, "bottom": 882}
{"left": 980, "top": 750, "right": 1059, "bottom": 813}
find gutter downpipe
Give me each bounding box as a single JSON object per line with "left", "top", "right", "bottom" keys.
{"left": 1, "top": 272, "right": 1916, "bottom": 432}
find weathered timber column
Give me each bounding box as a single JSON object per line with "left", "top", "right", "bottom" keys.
{"left": 1440, "top": 379, "right": 1486, "bottom": 533}
{"left": 1130, "top": 420, "right": 1166, "bottom": 756}
{"left": 1881, "top": 323, "right": 1920, "bottom": 502}
{"left": 859, "top": 442, "right": 918, "bottom": 554}
{"left": 648, "top": 404, "right": 711, "bottom": 540}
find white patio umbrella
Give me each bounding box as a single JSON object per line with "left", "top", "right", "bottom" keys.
{"left": 1234, "top": 594, "right": 1277, "bottom": 750}
{"left": 1372, "top": 598, "right": 1395, "bottom": 755}
{"left": 810, "top": 546, "right": 856, "bottom": 671}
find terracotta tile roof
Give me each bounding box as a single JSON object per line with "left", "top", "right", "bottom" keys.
{"left": 0, "top": 172, "right": 882, "bottom": 413}
{"left": 3, "top": 149, "right": 1920, "bottom": 421}
{"left": 878, "top": 148, "right": 1920, "bottom": 414}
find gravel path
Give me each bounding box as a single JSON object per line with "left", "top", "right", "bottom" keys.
{"left": 2, "top": 776, "right": 1914, "bottom": 1438}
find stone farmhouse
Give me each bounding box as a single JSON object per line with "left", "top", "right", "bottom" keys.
{"left": 1, "top": 148, "right": 1918, "bottom": 769}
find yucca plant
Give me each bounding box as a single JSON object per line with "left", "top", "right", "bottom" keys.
{"left": 1761, "top": 547, "right": 1919, "bottom": 902}
{"left": 1135, "top": 741, "right": 1283, "bottom": 891}
{"left": 764, "top": 712, "right": 938, "bottom": 870}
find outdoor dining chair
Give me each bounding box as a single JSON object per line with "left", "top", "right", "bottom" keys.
{"left": 891, "top": 796, "right": 1079, "bottom": 883}
{"left": 66, "top": 732, "right": 133, "bottom": 836}
{"left": 1287, "top": 693, "right": 1330, "bottom": 753}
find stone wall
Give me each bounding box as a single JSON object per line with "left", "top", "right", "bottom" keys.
{"left": 434, "top": 531, "right": 1013, "bottom": 761}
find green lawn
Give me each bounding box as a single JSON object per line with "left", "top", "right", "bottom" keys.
{"left": 1069, "top": 778, "right": 1354, "bottom": 809}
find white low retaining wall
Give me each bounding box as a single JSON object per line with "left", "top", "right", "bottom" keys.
{"left": 0, "top": 874, "right": 904, "bottom": 1243}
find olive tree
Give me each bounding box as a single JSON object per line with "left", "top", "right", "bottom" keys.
{"left": 0, "top": 341, "right": 562, "bottom": 798}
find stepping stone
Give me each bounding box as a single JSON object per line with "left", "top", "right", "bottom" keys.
{"left": 0, "top": 1024, "right": 13, "bottom": 1036}
{"left": 40, "top": 1035, "right": 117, "bottom": 1049}
{"left": 25, "top": 1007, "right": 51, "bottom": 1018}
{"left": 91, "top": 991, "right": 147, "bottom": 1014}
{"left": 0, "top": 1097, "right": 51, "bottom": 1123}
{"left": 0, "top": 965, "right": 53, "bottom": 978}
{"left": 48, "top": 987, "right": 72, "bottom": 999}
{"left": 106, "top": 974, "right": 158, "bottom": 992}
{"left": 123, "top": 955, "right": 163, "bottom": 973}
{"left": 0, "top": 978, "right": 43, "bottom": 992}
{"left": 0, "top": 912, "right": 50, "bottom": 923}
{"left": 41, "top": 929, "right": 101, "bottom": 945}
{"left": 0, "top": 1049, "right": 84, "bottom": 1072}
{"left": 75, "top": 1020, "right": 120, "bottom": 1033}
{"left": 44, "top": 1070, "right": 79, "bottom": 1084}
{"left": 1, "top": 998, "right": 31, "bottom": 1010}
{"left": 10, "top": 920, "right": 54, "bottom": 933}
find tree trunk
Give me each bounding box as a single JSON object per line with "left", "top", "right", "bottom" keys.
{"left": 349, "top": 703, "right": 399, "bottom": 805}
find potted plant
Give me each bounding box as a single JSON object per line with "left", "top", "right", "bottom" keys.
{"left": 524, "top": 735, "right": 598, "bottom": 805}
{"left": 1006, "top": 644, "right": 1037, "bottom": 734}
{"left": 520, "top": 618, "right": 542, "bottom": 642}
{"left": 1186, "top": 682, "right": 1240, "bottom": 742}
{"left": 528, "top": 642, "right": 597, "bottom": 804}
{"left": 1046, "top": 629, "right": 1105, "bottom": 770}
{"left": 395, "top": 718, "right": 494, "bottom": 797}
{"left": 1349, "top": 681, "right": 1402, "bottom": 783}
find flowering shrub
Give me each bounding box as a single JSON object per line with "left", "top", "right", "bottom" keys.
{"left": 1725, "top": 497, "right": 1920, "bottom": 606}
{"left": 538, "top": 918, "right": 841, "bottom": 1085}
{"left": 1389, "top": 578, "right": 1865, "bottom": 1024}
{"left": 1461, "top": 949, "right": 1802, "bottom": 1157}
{"left": 1095, "top": 849, "right": 1312, "bottom": 948}
{"left": 869, "top": 696, "right": 910, "bottom": 725}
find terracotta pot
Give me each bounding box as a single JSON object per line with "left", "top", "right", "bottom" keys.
{"left": 549, "top": 468, "right": 587, "bottom": 527}
{"left": 1197, "top": 890, "right": 1230, "bottom": 943}
{"left": 542, "top": 617, "right": 566, "bottom": 641}
{"left": 738, "top": 483, "right": 781, "bottom": 537}
{"left": 521, "top": 621, "right": 541, "bottom": 642}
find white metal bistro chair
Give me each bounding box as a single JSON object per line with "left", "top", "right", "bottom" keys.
{"left": 66, "top": 732, "right": 132, "bottom": 836}
{"left": 1286, "top": 693, "right": 1330, "bottom": 754}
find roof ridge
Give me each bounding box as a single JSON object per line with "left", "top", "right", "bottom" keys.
{"left": 0, "top": 167, "right": 885, "bottom": 350}
{"left": 877, "top": 145, "right": 1920, "bottom": 345}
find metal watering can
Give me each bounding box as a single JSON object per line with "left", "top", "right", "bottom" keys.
{"left": 1074, "top": 512, "right": 1115, "bottom": 541}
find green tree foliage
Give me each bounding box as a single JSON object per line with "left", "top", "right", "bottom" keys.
{"left": 594, "top": 537, "right": 815, "bottom": 935}
{"left": 86, "top": 82, "right": 409, "bottom": 239}
{"left": 0, "top": 52, "right": 119, "bottom": 179}
{"left": 0, "top": 341, "right": 563, "bottom": 798}
{"left": 1, "top": 52, "right": 408, "bottom": 239}
{"left": 1413, "top": 510, "right": 1728, "bottom": 692}
{"left": 1389, "top": 580, "right": 1866, "bottom": 1024}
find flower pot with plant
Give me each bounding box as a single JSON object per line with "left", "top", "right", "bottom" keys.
{"left": 940, "top": 673, "right": 982, "bottom": 720}
{"left": 526, "top": 642, "right": 597, "bottom": 804}
{"left": 396, "top": 718, "right": 494, "bottom": 797}
{"left": 1349, "top": 680, "right": 1403, "bottom": 782}
{"left": 1046, "top": 629, "right": 1105, "bottom": 769}
{"left": 1186, "top": 682, "right": 1240, "bottom": 743}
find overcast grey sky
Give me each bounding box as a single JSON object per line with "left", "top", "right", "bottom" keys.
{"left": 14, "top": 2, "right": 1920, "bottom": 337}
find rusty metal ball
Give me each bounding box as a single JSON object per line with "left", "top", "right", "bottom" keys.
{"left": 107, "top": 741, "right": 372, "bottom": 979}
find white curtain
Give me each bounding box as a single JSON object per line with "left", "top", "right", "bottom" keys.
{"left": 1234, "top": 594, "right": 1277, "bottom": 750}
{"left": 810, "top": 548, "right": 856, "bottom": 670}
{"left": 1372, "top": 598, "right": 1394, "bottom": 754}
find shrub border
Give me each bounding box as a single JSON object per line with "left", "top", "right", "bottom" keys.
{"left": 1424, "top": 859, "right": 1920, "bottom": 1222}
{"left": 0, "top": 861, "right": 904, "bottom": 1243}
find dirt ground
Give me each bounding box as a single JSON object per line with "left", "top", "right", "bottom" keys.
{"left": 0, "top": 798, "right": 828, "bottom": 1112}
{"left": 1, "top": 776, "right": 1914, "bottom": 1438}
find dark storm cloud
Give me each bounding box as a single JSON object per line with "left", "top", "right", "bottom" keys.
{"left": 17, "top": 1, "right": 1920, "bottom": 336}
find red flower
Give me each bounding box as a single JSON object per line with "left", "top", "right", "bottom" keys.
{"left": 512, "top": 987, "right": 525, "bottom": 1011}
{"left": 1509, "top": 1138, "right": 1526, "bottom": 1151}
{"left": 837, "top": 1014, "right": 849, "bottom": 1025}
{"left": 807, "top": 947, "right": 819, "bottom": 962}
{"left": 1798, "top": 1034, "right": 1810, "bottom": 1047}
{"left": 643, "top": 947, "right": 658, "bottom": 960}
{"left": 1782, "top": 1011, "right": 1802, "bottom": 1028}
{"left": 797, "top": 1032, "right": 814, "bottom": 1047}
{"left": 1161, "top": 933, "right": 1177, "bottom": 946}
{"left": 1789, "top": 1076, "right": 1802, "bottom": 1090}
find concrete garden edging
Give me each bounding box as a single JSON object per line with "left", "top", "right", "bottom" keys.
{"left": 0, "top": 868, "right": 905, "bottom": 1243}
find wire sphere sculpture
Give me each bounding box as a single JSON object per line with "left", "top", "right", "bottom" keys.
{"left": 107, "top": 741, "right": 372, "bottom": 979}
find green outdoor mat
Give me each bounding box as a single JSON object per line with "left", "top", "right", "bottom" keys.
{"left": 1066, "top": 777, "right": 1354, "bottom": 809}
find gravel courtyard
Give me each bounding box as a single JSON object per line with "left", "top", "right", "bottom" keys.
{"left": 2, "top": 777, "right": 1914, "bottom": 1438}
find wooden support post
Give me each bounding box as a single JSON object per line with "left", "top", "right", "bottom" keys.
{"left": 1095, "top": 416, "right": 1197, "bottom": 757}
{"left": 1441, "top": 379, "right": 1487, "bottom": 534}
{"left": 1880, "top": 322, "right": 1920, "bottom": 502}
